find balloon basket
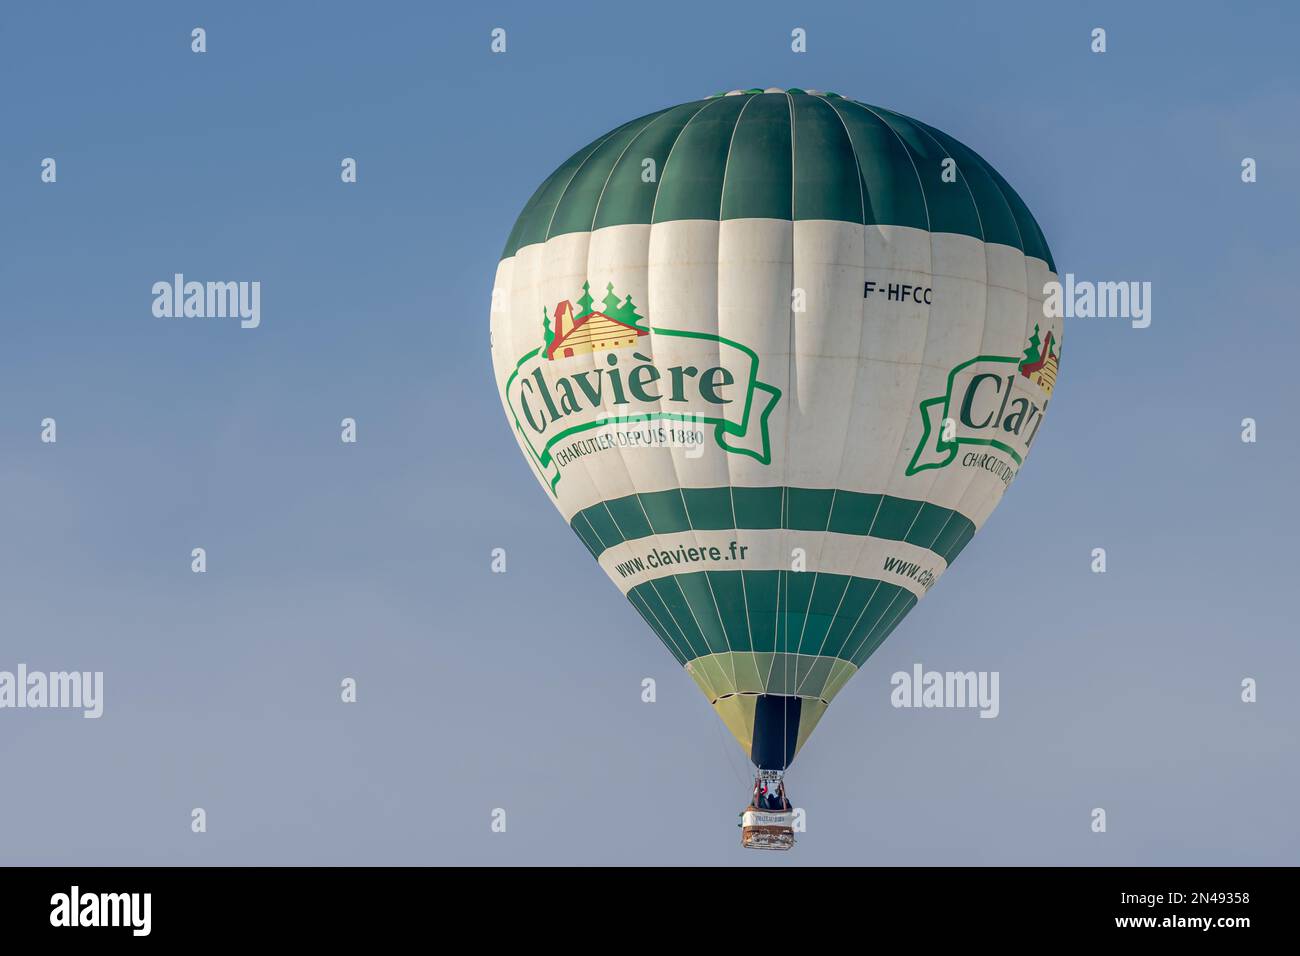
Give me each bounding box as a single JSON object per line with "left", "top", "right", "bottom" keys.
{"left": 741, "top": 773, "right": 795, "bottom": 850}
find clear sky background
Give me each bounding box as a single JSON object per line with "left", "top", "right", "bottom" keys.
{"left": 1, "top": 1, "right": 1297, "bottom": 865}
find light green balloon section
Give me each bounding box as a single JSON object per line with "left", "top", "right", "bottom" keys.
{"left": 490, "top": 89, "right": 1060, "bottom": 771}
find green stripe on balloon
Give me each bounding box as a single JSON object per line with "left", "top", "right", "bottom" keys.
{"left": 499, "top": 89, "right": 1055, "bottom": 272}
{"left": 569, "top": 486, "right": 977, "bottom": 565}
{"left": 626, "top": 569, "right": 918, "bottom": 672}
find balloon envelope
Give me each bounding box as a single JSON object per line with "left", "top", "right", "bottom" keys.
{"left": 490, "top": 89, "right": 1060, "bottom": 771}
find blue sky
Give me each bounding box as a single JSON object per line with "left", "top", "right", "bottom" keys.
{"left": 1, "top": 1, "right": 1297, "bottom": 864}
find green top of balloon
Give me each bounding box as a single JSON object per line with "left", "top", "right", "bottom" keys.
{"left": 501, "top": 88, "right": 1054, "bottom": 271}
{"left": 708, "top": 88, "right": 838, "bottom": 97}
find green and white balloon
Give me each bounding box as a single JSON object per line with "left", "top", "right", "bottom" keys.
{"left": 490, "top": 88, "right": 1061, "bottom": 773}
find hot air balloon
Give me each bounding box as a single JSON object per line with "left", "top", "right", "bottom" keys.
{"left": 489, "top": 88, "right": 1060, "bottom": 849}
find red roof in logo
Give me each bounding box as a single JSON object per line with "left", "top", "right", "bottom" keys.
{"left": 1018, "top": 330, "right": 1056, "bottom": 378}
{"left": 545, "top": 299, "right": 646, "bottom": 359}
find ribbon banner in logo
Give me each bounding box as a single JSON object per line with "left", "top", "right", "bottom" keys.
{"left": 506, "top": 326, "right": 782, "bottom": 495}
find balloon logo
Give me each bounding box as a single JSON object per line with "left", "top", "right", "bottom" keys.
{"left": 490, "top": 88, "right": 1060, "bottom": 848}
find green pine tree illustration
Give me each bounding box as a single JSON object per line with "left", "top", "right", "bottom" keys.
{"left": 542, "top": 306, "right": 554, "bottom": 351}
{"left": 576, "top": 281, "right": 595, "bottom": 318}
{"left": 1020, "top": 323, "right": 1042, "bottom": 368}
{"left": 615, "top": 294, "right": 646, "bottom": 329}
{"left": 602, "top": 282, "right": 622, "bottom": 315}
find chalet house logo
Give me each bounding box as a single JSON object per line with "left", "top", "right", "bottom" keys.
{"left": 1018, "top": 324, "right": 1058, "bottom": 397}
{"left": 544, "top": 281, "right": 647, "bottom": 359}
{"left": 504, "top": 281, "right": 781, "bottom": 495}
{"left": 906, "top": 324, "right": 1062, "bottom": 477}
